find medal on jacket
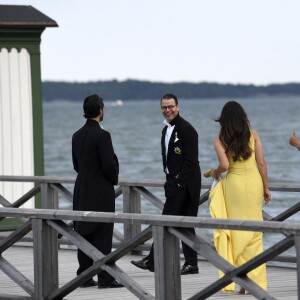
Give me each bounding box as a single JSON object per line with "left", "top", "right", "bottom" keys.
{"left": 174, "top": 146, "right": 182, "bottom": 155}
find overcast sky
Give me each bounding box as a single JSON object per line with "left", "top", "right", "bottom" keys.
{"left": 2, "top": 0, "right": 300, "bottom": 85}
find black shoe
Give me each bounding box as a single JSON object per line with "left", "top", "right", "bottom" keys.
{"left": 181, "top": 263, "right": 199, "bottom": 275}
{"left": 98, "top": 280, "right": 123, "bottom": 289}
{"left": 131, "top": 257, "right": 154, "bottom": 272}
{"left": 80, "top": 279, "right": 97, "bottom": 288}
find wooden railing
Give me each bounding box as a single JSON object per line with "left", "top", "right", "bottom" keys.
{"left": 0, "top": 208, "right": 300, "bottom": 299}
{"left": 0, "top": 176, "right": 211, "bottom": 249}
{"left": 0, "top": 176, "right": 300, "bottom": 299}
{"left": 0, "top": 176, "right": 300, "bottom": 255}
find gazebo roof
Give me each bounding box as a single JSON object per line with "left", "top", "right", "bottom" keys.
{"left": 0, "top": 5, "right": 58, "bottom": 28}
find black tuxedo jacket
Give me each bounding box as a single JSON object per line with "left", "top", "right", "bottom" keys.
{"left": 72, "top": 119, "right": 119, "bottom": 235}
{"left": 161, "top": 114, "right": 201, "bottom": 199}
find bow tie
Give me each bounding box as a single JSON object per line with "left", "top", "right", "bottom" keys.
{"left": 163, "top": 119, "right": 171, "bottom": 127}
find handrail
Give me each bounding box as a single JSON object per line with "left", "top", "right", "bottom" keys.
{"left": 1, "top": 207, "right": 300, "bottom": 233}
{"left": 1, "top": 175, "right": 300, "bottom": 191}
{"left": 1, "top": 175, "right": 300, "bottom": 209}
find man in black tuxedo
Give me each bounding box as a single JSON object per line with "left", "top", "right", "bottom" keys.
{"left": 72, "top": 94, "right": 122, "bottom": 288}
{"left": 131, "top": 93, "right": 201, "bottom": 275}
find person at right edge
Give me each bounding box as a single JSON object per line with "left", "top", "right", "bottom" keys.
{"left": 289, "top": 132, "right": 300, "bottom": 151}
{"left": 209, "top": 101, "right": 271, "bottom": 294}
{"left": 131, "top": 93, "right": 201, "bottom": 275}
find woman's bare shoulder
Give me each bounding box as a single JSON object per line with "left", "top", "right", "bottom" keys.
{"left": 213, "top": 136, "right": 221, "bottom": 145}
{"left": 251, "top": 129, "right": 259, "bottom": 139}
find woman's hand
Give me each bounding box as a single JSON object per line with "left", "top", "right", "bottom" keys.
{"left": 290, "top": 132, "right": 300, "bottom": 150}
{"left": 264, "top": 188, "right": 271, "bottom": 204}
{"left": 210, "top": 168, "right": 219, "bottom": 179}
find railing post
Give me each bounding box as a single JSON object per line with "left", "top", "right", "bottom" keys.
{"left": 40, "top": 183, "right": 58, "bottom": 209}
{"left": 32, "top": 218, "right": 58, "bottom": 299}
{"left": 153, "top": 225, "right": 181, "bottom": 300}
{"left": 294, "top": 234, "right": 300, "bottom": 299}
{"left": 122, "top": 186, "right": 142, "bottom": 253}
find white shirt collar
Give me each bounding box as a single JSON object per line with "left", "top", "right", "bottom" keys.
{"left": 163, "top": 119, "right": 173, "bottom": 128}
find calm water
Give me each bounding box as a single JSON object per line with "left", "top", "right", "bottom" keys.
{"left": 43, "top": 96, "right": 300, "bottom": 249}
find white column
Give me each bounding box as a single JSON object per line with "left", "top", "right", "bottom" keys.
{"left": 0, "top": 47, "right": 34, "bottom": 208}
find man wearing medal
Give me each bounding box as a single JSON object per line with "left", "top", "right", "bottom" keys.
{"left": 131, "top": 93, "right": 201, "bottom": 275}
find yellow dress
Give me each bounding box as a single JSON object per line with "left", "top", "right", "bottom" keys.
{"left": 209, "top": 134, "right": 267, "bottom": 292}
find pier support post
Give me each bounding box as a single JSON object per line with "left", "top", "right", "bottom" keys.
{"left": 32, "top": 218, "right": 58, "bottom": 299}
{"left": 294, "top": 234, "right": 300, "bottom": 299}
{"left": 122, "top": 186, "right": 142, "bottom": 254}
{"left": 153, "top": 225, "right": 181, "bottom": 300}
{"left": 40, "top": 183, "right": 58, "bottom": 209}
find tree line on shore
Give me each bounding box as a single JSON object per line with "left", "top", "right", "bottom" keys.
{"left": 42, "top": 79, "right": 300, "bottom": 101}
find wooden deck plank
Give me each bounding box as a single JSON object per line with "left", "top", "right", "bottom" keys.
{"left": 0, "top": 246, "right": 297, "bottom": 299}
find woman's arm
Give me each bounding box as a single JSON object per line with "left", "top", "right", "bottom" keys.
{"left": 210, "top": 137, "right": 229, "bottom": 179}
{"left": 252, "top": 130, "right": 271, "bottom": 203}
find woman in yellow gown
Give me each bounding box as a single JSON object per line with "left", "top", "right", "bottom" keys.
{"left": 209, "top": 101, "right": 271, "bottom": 293}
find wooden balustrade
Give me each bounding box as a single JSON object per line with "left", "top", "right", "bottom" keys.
{"left": 0, "top": 207, "right": 300, "bottom": 299}
{"left": 0, "top": 176, "right": 300, "bottom": 299}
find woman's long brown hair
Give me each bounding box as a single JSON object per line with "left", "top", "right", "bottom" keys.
{"left": 216, "top": 101, "right": 252, "bottom": 161}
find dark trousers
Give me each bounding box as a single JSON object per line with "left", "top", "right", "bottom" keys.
{"left": 148, "top": 177, "right": 199, "bottom": 265}
{"left": 77, "top": 222, "right": 114, "bottom": 282}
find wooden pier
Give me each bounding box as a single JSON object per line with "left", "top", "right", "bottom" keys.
{"left": 0, "top": 176, "right": 300, "bottom": 299}
{"left": 0, "top": 245, "right": 297, "bottom": 299}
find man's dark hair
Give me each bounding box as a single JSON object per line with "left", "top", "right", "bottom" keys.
{"left": 161, "top": 93, "right": 178, "bottom": 105}
{"left": 83, "top": 94, "right": 104, "bottom": 118}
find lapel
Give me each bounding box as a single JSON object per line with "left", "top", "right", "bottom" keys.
{"left": 167, "top": 126, "right": 177, "bottom": 160}
{"left": 162, "top": 115, "right": 182, "bottom": 164}
{"left": 161, "top": 126, "right": 167, "bottom": 164}
{"left": 166, "top": 115, "right": 182, "bottom": 160}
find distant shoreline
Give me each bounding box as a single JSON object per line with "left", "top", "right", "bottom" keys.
{"left": 42, "top": 80, "right": 300, "bottom": 102}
